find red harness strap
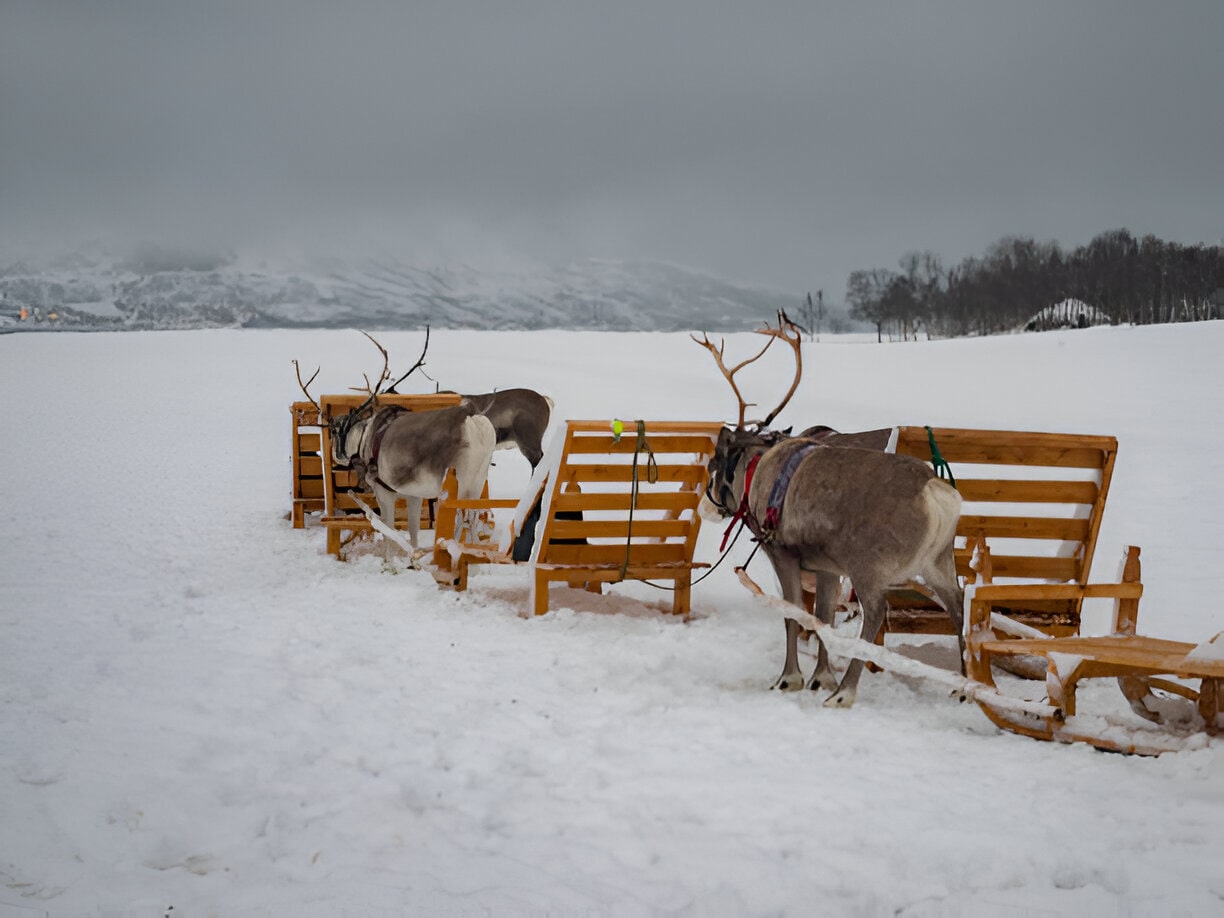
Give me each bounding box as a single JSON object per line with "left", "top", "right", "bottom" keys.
{"left": 721, "top": 453, "right": 762, "bottom": 550}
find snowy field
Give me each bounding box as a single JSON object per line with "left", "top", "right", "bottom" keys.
{"left": 2, "top": 323, "right": 1223, "bottom": 917}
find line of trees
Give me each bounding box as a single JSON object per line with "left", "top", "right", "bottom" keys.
{"left": 846, "top": 230, "right": 1224, "bottom": 340}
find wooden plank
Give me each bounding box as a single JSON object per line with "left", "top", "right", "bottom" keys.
{"left": 553, "top": 491, "right": 700, "bottom": 512}
{"left": 564, "top": 434, "right": 721, "bottom": 455}
{"left": 297, "top": 433, "right": 322, "bottom": 453}
{"left": 903, "top": 441, "right": 1109, "bottom": 469}
{"left": 979, "top": 635, "right": 1224, "bottom": 679}
{"left": 291, "top": 401, "right": 322, "bottom": 426}
{"left": 957, "top": 515, "right": 1090, "bottom": 541}
{"left": 318, "top": 392, "right": 462, "bottom": 416}
{"left": 983, "top": 555, "right": 1081, "bottom": 580}
{"left": 565, "top": 420, "right": 727, "bottom": 435}
{"left": 299, "top": 479, "right": 326, "bottom": 499}
{"left": 955, "top": 478, "right": 1099, "bottom": 504}
{"left": 536, "top": 563, "right": 706, "bottom": 579}
{"left": 548, "top": 518, "right": 694, "bottom": 540}
{"left": 333, "top": 470, "right": 362, "bottom": 488}
{"left": 1080, "top": 441, "right": 1116, "bottom": 586}
{"left": 541, "top": 543, "right": 690, "bottom": 566}
{"left": 558, "top": 463, "right": 709, "bottom": 484}
{"left": 895, "top": 427, "right": 1117, "bottom": 455}
{"left": 299, "top": 456, "right": 323, "bottom": 477}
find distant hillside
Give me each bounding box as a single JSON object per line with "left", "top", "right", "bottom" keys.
{"left": 0, "top": 250, "right": 857, "bottom": 333}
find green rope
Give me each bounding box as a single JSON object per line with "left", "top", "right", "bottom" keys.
{"left": 925, "top": 426, "right": 956, "bottom": 488}
{"left": 618, "top": 420, "right": 657, "bottom": 582}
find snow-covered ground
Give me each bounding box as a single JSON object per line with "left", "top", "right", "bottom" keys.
{"left": 2, "top": 323, "right": 1223, "bottom": 917}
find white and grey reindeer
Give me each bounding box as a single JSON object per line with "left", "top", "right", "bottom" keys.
{"left": 297, "top": 331, "right": 496, "bottom": 560}
{"left": 695, "top": 313, "right": 964, "bottom": 708}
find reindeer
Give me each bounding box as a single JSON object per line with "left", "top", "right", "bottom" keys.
{"left": 694, "top": 313, "right": 964, "bottom": 707}
{"left": 296, "top": 330, "right": 496, "bottom": 560}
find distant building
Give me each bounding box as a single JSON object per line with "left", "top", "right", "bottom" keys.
{"left": 1024, "top": 298, "right": 1111, "bottom": 332}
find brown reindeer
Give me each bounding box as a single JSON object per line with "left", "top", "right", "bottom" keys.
{"left": 296, "top": 331, "right": 496, "bottom": 559}
{"left": 454, "top": 389, "right": 554, "bottom": 469}
{"left": 695, "top": 313, "right": 964, "bottom": 707}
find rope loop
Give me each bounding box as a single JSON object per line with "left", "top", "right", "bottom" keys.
{"left": 925, "top": 425, "right": 956, "bottom": 488}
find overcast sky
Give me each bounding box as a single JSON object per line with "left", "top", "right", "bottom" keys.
{"left": 2, "top": 2, "right": 1221, "bottom": 298}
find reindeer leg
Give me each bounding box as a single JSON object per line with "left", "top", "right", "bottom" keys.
{"left": 805, "top": 573, "right": 841, "bottom": 693}
{"left": 923, "top": 557, "right": 966, "bottom": 674}
{"left": 368, "top": 479, "right": 402, "bottom": 565}
{"left": 824, "top": 584, "right": 887, "bottom": 709}
{"left": 404, "top": 496, "right": 424, "bottom": 551}
{"left": 766, "top": 547, "right": 807, "bottom": 692}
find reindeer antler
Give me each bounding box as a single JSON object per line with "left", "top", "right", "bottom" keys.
{"left": 351, "top": 331, "right": 392, "bottom": 398}
{"left": 292, "top": 359, "right": 321, "bottom": 413}
{"left": 755, "top": 310, "right": 803, "bottom": 429}
{"left": 385, "top": 325, "right": 430, "bottom": 393}
{"left": 692, "top": 310, "right": 803, "bottom": 430}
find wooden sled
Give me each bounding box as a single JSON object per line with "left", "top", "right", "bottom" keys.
{"left": 432, "top": 419, "right": 725, "bottom": 616}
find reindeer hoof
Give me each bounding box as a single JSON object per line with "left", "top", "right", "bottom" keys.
{"left": 771, "top": 674, "right": 805, "bottom": 692}
{"left": 823, "top": 689, "right": 857, "bottom": 708}
{"left": 806, "top": 669, "right": 839, "bottom": 693}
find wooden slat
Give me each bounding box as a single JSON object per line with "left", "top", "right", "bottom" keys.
{"left": 957, "top": 515, "right": 1090, "bottom": 541}
{"left": 300, "top": 479, "right": 326, "bottom": 499}
{"left": 955, "top": 478, "right": 1099, "bottom": 504}
{"left": 902, "top": 442, "right": 1108, "bottom": 469}
{"left": 976, "top": 555, "right": 1081, "bottom": 581}
{"left": 565, "top": 420, "right": 726, "bottom": 435}
{"left": 559, "top": 463, "right": 708, "bottom": 484}
{"left": 970, "top": 582, "right": 1144, "bottom": 602}
{"left": 548, "top": 518, "right": 693, "bottom": 540}
{"left": 541, "top": 543, "right": 690, "bottom": 566}
{"left": 297, "top": 433, "right": 322, "bottom": 453}
{"left": 299, "top": 456, "right": 323, "bottom": 477}
{"left": 535, "top": 563, "right": 707, "bottom": 581}
{"left": 553, "top": 491, "right": 700, "bottom": 512}
{"left": 895, "top": 426, "right": 1117, "bottom": 455}
{"left": 565, "top": 434, "right": 720, "bottom": 455}
{"left": 318, "top": 392, "right": 462, "bottom": 417}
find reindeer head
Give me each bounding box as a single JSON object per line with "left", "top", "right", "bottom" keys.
{"left": 692, "top": 310, "right": 804, "bottom": 519}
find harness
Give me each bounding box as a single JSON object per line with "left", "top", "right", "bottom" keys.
{"left": 366, "top": 406, "right": 406, "bottom": 466}
{"left": 719, "top": 442, "right": 819, "bottom": 551}
{"left": 335, "top": 405, "right": 405, "bottom": 490}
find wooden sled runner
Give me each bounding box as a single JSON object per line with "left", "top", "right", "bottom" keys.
{"left": 432, "top": 419, "right": 725, "bottom": 616}
{"left": 966, "top": 547, "right": 1224, "bottom": 752}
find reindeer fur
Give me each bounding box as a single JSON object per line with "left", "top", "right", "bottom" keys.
{"left": 459, "top": 389, "right": 553, "bottom": 468}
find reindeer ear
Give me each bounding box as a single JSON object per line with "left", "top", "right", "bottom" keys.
{"left": 780, "top": 426, "right": 792, "bottom": 436}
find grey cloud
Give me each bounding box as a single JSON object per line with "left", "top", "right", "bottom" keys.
{"left": 2, "top": 1, "right": 1221, "bottom": 296}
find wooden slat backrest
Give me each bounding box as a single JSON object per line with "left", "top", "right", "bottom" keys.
{"left": 893, "top": 426, "right": 1117, "bottom": 587}
{"left": 534, "top": 420, "right": 724, "bottom": 570}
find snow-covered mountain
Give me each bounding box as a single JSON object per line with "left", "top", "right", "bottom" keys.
{"left": 0, "top": 249, "right": 844, "bottom": 333}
